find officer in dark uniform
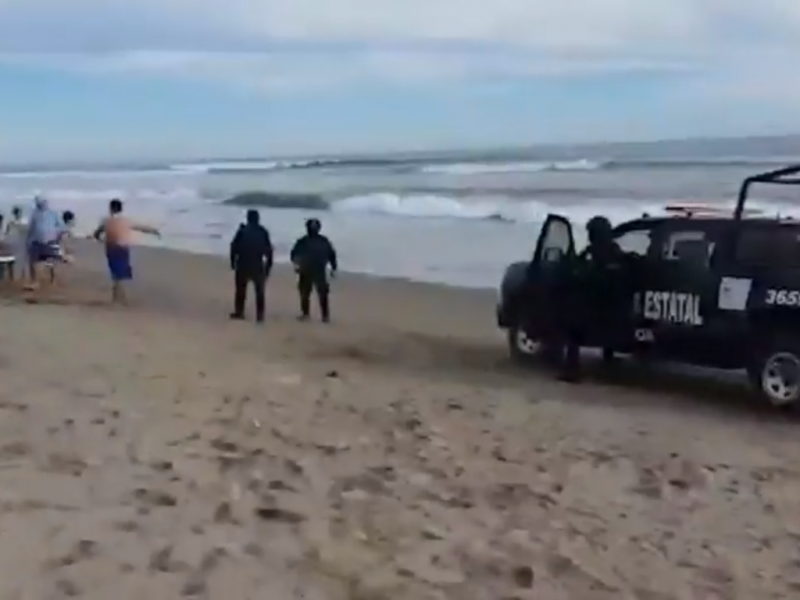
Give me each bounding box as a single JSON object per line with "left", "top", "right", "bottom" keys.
{"left": 290, "top": 218, "right": 337, "bottom": 322}
{"left": 229, "top": 209, "right": 274, "bottom": 323}
{"left": 559, "top": 215, "right": 628, "bottom": 382}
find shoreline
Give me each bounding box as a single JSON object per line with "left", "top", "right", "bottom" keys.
{"left": 132, "top": 237, "right": 503, "bottom": 292}
{"left": 128, "top": 235, "right": 505, "bottom": 292}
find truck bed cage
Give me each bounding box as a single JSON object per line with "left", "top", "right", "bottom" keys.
{"left": 735, "top": 164, "right": 800, "bottom": 221}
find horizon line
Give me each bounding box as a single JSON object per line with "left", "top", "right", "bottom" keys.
{"left": 3, "top": 132, "right": 800, "bottom": 168}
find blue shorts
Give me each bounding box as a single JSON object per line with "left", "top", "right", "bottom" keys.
{"left": 30, "top": 241, "right": 62, "bottom": 263}
{"left": 106, "top": 245, "right": 133, "bottom": 281}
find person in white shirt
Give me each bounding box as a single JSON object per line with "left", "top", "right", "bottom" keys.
{"left": 46, "top": 210, "right": 76, "bottom": 286}
{"left": 4, "top": 205, "right": 30, "bottom": 282}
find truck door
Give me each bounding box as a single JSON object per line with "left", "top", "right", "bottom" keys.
{"left": 607, "top": 222, "right": 662, "bottom": 350}
{"left": 532, "top": 214, "right": 575, "bottom": 265}
{"left": 642, "top": 223, "right": 724, "bottom": 363}
{"left": 526, "top": 214, "right": 575, "bottom": 338}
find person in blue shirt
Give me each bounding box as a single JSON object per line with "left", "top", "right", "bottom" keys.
{"left": 26, "top": 196, "right": 65, "bottom": 288}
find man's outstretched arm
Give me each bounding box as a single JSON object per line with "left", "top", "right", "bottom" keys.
{"left": 132, "top": 222, "right": 161, "bottom": 237}
{"left": 92, "top": 219, "right": 106, "bottom": 241}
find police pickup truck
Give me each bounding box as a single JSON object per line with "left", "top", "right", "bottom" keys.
{"left": 496, "top": 164, "right": 800, "bottom": 407}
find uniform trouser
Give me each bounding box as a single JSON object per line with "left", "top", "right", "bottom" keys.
{"left": 233, "top": 268, "right": 266, "bottom": 320}
{"left": 298, "top": 270, "right": 329, "bottom": 319}
{"left": 559, "top": 305, "right": 623, "bottom": 378}
{"left": 558, "top": 326, "right": 583, "bottom": 377}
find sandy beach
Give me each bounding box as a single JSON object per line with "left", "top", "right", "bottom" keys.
{"left": 1, "top": 241, "right": 800, "bottom": 599}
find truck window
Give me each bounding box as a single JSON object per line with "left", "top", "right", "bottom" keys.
{"left": 663, "top": 229, "right": 713, "bottom": 268}
{"left": 736, "top": 227, "right": 800, "bottom": 268}
{"left": 539, "top": 219, "right": 572, "bottom": 263}
{"left": 614, "top": 228, "right": 653, "bottom": 257}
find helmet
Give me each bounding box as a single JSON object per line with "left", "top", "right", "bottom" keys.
{"left": 305, "top": 218, "right": 321, "bottom": 234}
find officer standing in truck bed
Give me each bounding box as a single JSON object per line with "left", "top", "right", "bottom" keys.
{"left": 290, "top": 218, "right": 338, "bottom": 322}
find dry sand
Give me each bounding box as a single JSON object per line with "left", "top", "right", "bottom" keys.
{"left": 1, "top": 241, "right": 800, "bottom": 599}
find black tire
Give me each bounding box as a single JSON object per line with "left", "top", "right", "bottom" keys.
{"left": 749, "top": 335, "right": 800, "bottom": 408}
{"left": 507, "top": 326, "right": 539, "bottom": 365}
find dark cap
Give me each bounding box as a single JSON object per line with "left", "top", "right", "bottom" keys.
{"left": 305, "top": 218, "right": 321, "bottom": 233}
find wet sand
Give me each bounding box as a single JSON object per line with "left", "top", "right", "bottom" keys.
{"left": 1, "top": 241, "right": 799, "bottom": 599}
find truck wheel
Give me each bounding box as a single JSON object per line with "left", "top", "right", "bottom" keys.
{"left": 750, "top": 337, "right": 800, "bottom": 407}
{"left": 507, "top": 326, "right": 539, "bottom": 364}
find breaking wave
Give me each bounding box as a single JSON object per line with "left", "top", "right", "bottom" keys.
{"left": 179, "top": 157, "right": 606, "bottom": 175}
{"left": 420, "top": 159, "right": 604, "bottom": 175}
{"left": 221, "top": 190, "right": 664, "bottom": 224}
{"left": 8, "top": 184, "right": 791, "bottom": 227}
{"left": 169, "top": 157, "right": 403, "bottom": 174}
{"left": 155, "top": 156, "right": 800, "bottom": 175}
{"left": 222, "top": 191, "right": 329, "bottom": 210}
{"left": 15, "top": 183, "right": 800, "bottom": 234}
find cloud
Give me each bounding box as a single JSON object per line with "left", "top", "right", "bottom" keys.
{"left": 0, "top": 0, "right": 798, "bottom": 96}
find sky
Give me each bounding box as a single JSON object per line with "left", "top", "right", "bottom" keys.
{"left": 1, "top": 0, "right": 800, "bottom": 162}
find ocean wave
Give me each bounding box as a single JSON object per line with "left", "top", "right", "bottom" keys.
{"left": 420, "top": 156, "right": 800, "bottom": 175}
{"left": 421, "top": 159, "right": 604, "bottom": 175}
{"left": 329, "top": 192, "right": 671, "bottom": 224}
{"left": 6, "top": 180, "right": 795, "bottom": 227}
{"left": 170, "top": 160, "right": 309, "bottom": 174}
{"left": 167, "top": 155, "right": 800, "bottom": 176}
{"left": 219, "top": 189, "right": 667, "bottom": 224}
{"left": 604, "top": 157, "right": 797, "bottom": 170}
{"left": 222, "top": 191, "right": 328, "bottom": 210}
{"left": 14, "top": 182, "right": 798, "bottom": 229}
{"left": 171, "top": 161, "right": 281, "bottom": 174}
{"left": 2, "top": 154, "right": 798, "bottom": 179}
{"left": 169, "top": 157, "right": 403, "bottom": 174}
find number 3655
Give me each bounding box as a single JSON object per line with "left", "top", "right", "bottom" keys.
{"left": 766, "top": 289, "right": 800, "bottom": 306}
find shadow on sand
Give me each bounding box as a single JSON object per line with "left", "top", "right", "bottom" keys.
{"left": 303, "top": 330, "right": 795, "bottom": 426}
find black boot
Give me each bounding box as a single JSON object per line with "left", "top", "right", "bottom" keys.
{"left": 298, "top": 292, "right": 310, "bottom": 321}
{"left": 602, "top": 347, "right": 618, "bottom": 366}
{"left": 320, "top": 293, "right": 330, "bottom": 323}
{"left": 558, "top": 339, "right": 582, "bottom": 383}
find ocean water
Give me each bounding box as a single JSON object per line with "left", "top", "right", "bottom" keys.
{"left": 3, "top": 137, "right": 800, "bottom": 288}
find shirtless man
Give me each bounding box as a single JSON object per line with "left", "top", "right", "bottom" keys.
{"left": 93, "top": 199, "right": 160, "bottom": 305}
